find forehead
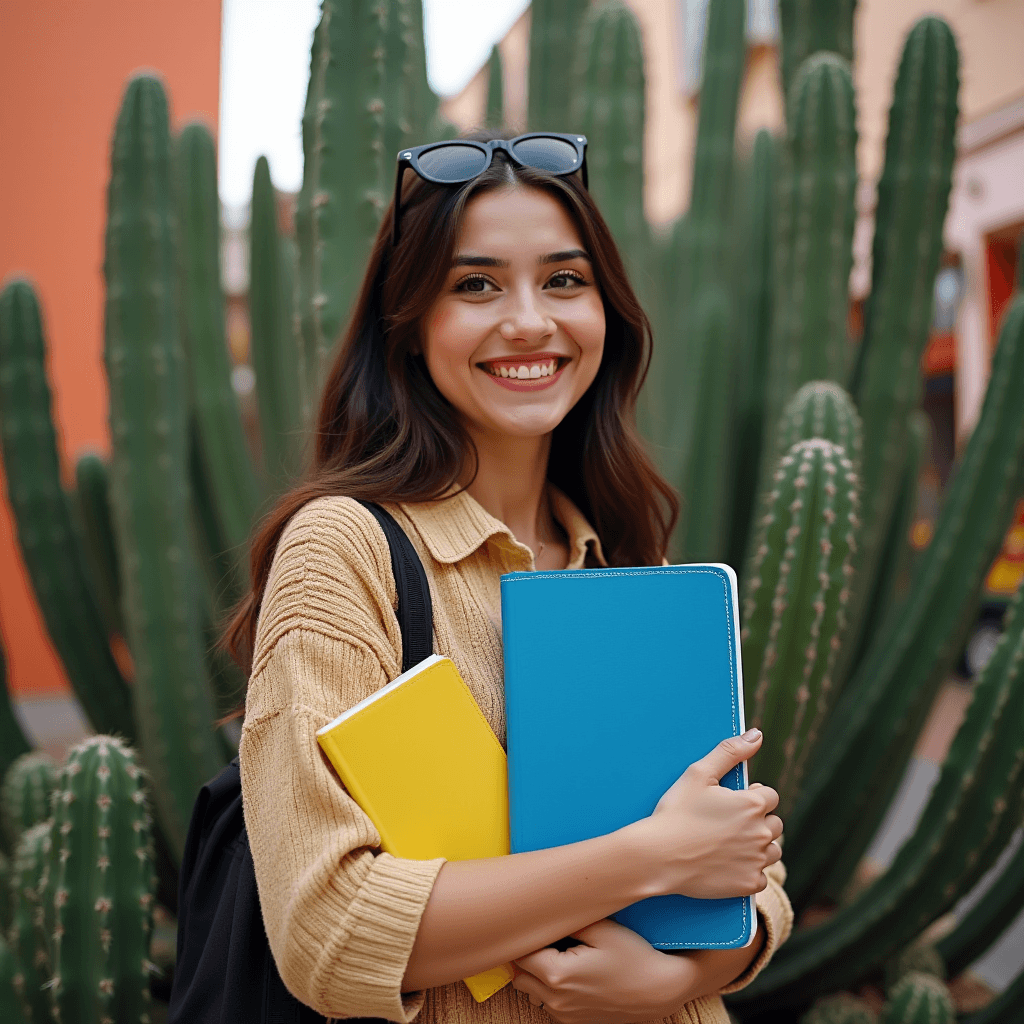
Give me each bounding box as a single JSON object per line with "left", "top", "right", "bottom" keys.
{"left": 456, "top": 186, "right": 584, "bottom": 253}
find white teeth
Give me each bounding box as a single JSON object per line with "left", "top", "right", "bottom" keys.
{"left": 487, "top": 359, "right": 560, "bottom": 379}
{"left": 529, "top": 365, "right": 542, "bottom": 378}
{"left": 518, "top": 365, "right": 530, "bottom": 378}
{"left": 507, "top": 366, "right": 517, "bottom": 378}
{"left": 499, "top": 366, "right": 509, "bottom": 377}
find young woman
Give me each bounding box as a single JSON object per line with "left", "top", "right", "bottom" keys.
{"left": 227, "top": 130, "right": 790, "bottom": 1024}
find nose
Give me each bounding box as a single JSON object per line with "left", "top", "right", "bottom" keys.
{"left": 499, "top": 285, "right": 556, "bottom": 344}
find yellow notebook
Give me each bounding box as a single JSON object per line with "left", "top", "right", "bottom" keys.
{"left": 316, "top": 654, "right": 514, "bottom": 1003}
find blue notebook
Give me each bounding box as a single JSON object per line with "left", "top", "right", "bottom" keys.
{"left": 501, "top": 563, "right": 755, "bottom": 949}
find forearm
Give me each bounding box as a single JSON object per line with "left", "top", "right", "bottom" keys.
{"left": 669, "top": 923, "right": 767, "bottom": 1001}
{"left": 402, "top": 822, "right": 657, "bottom": 991}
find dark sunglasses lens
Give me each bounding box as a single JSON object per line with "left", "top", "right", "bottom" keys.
{"left": 416, "top": 144, "right": 488, "bottom": 182}
{"left": 510, "top": 136, "right": 580, "bottom": 174}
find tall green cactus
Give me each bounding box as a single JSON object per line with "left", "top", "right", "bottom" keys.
{"left": 176, "top": 122, "right": 262, "bottom": 567}
{"left": 251, "top": 154, "right": 304, "bottom": 489}
{"left": 570, "top": 1, "right": 646, "bottom": 283}
{"left": 0, "top": 645, "right": 31, "bottom": 803}
{"left": 0, "top": 281, "right": 136, "bottom": 744}
{"left": 486, "top": 45, "right": 504, "bottom": 128}
{"left": 741, "top": 439, "right": 859, "bottom": 809}
{"left": 766, "top": 52, "right": 857, "bottom": 454}
{"left": 843, "top": 18, "right": 959, "bottom": 685}
{"left": 778, "top": 0, "right": 857, "bottom": 101}
{"left": 1, "top": 753, "right": 57, "bottom": 852}
{"left": 73, "top": 453, "right": 125, "bottom": 642}
{"left": 527, "top": 0, "right": 591, "bottom": 130}
{"left": 0, "top": 933, "right": 28, "bottom": 1024}
{"left": 784, "top": 294, "right": 1024, "bottom": 909}
{"left": 732, "top": 570, "right": 1024, "bottom": 1006}
{"left": 775, "top": 381, "right": 863, "bottom": 473}
{"left": 8, "top": 821, "right": 51, "bottom": 1023}
{"left": 49, "top": 736, "right": 155, "bottom": 1024}
{"left": 103, "top": 74, "right": 224, "bottom": 860}
{"left": 880, "top": 973, "right": 956, "bottom": 1024}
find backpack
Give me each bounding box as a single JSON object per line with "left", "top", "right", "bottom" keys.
{"left": 168, "top": 501, "right": 434, "bottom": 1024}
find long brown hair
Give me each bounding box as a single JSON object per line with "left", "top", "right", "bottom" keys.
{"left": 223, "top": 129, "right": 678, "bottom": 681}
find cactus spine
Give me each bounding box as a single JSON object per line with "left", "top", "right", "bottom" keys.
{"left": 784, "top": 295, "right": 1024, "bottom": 909}
{"left": 176, "top": 122, "right": 262, "bottom": 564}
{"left": 843, "top": 19, "right": 959, "bottom": 687}
{"left": 802, "top": 993, "right": 879, "bottom": 1024}
{"left": 251, "top": 154, "right": 304, "bottom": 489}
{"left": 0, "top": 281, "right": 135, "bottom": 743}
{"left": 103, "top": 74, "right": 223, "bottom": 860}
{"left": 880, "top": 973, "right": 955, "bottom": 1024}
{"left": 1, "top": 754, "right": 58, "bottom": 852}
{"left": 9, "top": 821, "right": 51, "bottom": 1023}
{"left": 570, "top": 1, "right": 646, "bottom": 284}
{"left": 776, "top": 381, "right": 864, "bottom": 472}
{"left": 50, "top": 736, "right": 155, "bottom": 1024}
{"left": 742, "top": 439, "right": 859, "bottom": 808}
{"left": 527, "top": 0, "right": 591, "bottom": 130}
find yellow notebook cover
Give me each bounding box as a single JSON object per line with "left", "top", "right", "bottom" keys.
{"left": 316, "top": 654, "right": 513, "bottom": 1003}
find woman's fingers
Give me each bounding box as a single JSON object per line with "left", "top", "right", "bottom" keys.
{"left": 766, "top": 814, "right": 784, "bottom": 841}
{"left": 511, "top": 967, "right": 556, "bottom": 1012}
{"left": 766, "top": 840, "right": 783, "bottom": 865}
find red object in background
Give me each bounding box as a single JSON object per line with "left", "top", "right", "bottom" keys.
{"left": 922, "top": 332, "right": 956, "bottom": 376}
{"left": 987, "top": 235, "right": 1019, "bottom": 345}
{"left": 986, "top": 498, "right": 1024, "bottom": 599}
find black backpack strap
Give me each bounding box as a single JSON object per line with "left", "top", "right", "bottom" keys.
{"left": 357, "top": 501, "right": 434, "bottom": 670}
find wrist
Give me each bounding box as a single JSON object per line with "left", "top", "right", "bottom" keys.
{"left": 614, "top": 818, "right": 670, "bottom": 901}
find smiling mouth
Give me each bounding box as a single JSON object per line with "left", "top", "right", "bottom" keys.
{"left": 477, "top": 356, "right": 569, "bottom": 379}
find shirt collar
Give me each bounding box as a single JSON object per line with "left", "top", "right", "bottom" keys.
{"left": 397, "top": 483, "right": 607, "bottom": 569}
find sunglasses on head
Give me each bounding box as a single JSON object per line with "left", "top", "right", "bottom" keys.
{"left": 391, "top": 132, "right": 589, "bottom": 246}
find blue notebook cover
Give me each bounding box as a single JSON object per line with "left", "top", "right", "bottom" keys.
{"left": 501, "top": 563, "right": 755, "bottom": 949}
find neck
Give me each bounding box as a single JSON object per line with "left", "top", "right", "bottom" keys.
{"left": 460, "top": 427, "right": 557, "bottom": 556}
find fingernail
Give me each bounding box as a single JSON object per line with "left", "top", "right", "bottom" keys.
{"left": 742, "top": 728, "right": 762, "bottom": 741}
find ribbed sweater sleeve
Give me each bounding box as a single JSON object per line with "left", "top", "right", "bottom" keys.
{"left": 240, "top": 498, "right": 445, "bottom": 1022}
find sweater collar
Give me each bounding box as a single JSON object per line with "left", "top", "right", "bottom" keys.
{"left": 397, "top": 484, "right": 607, "bottom": 569}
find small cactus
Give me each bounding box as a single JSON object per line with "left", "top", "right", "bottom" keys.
{"left": 880, "top": 972, "right": 955, "bottom": 1024}
{"left": 8, "top": 821, "right": 51, "bottom": 1023}
{"left": 49, "top": 736, "right": 156, "bottom": 1024}
{"left": 802, "top": 993, "right": 879, "bottom": 1024}
{"left": 1, "top": 753, "right": 58, "bottom": 851}
{"left": 885, "top": 942, "right": 946, "bottom": 991}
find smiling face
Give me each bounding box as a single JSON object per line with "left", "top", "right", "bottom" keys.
{"left": 420, "top": 185, "right": 606, "bottom": 445}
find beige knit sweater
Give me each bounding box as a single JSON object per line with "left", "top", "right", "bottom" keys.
{"left": 240, "top": 487, "right": 793, "bottom": 1024}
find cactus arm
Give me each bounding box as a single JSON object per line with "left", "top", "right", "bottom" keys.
{"left": 486, "top": 45, "right": 504, "bottom": 128}
{"left": 176, "top": 122, "right": 263, "bottom": 561}
{"left": 310, "top": 0, "right": 387, "bottom": 375}
{"left": 73, "top": 453, "right": 125, "bottom": 641}
{"left": 9, "top": 821, "right": 51, "bottom": 1022}
{"left": 0, "top": 280, "right": 136, "bottom": 743}
{"left": 730, "top": 575, "right": 1024, "bottom": 1006}
{"left": 1, "top": 753, "right": 57, "bottom": 852}
{"left": 843, "top": 18, "right": 959, "bottom": 681}
{"left": 383, "top": 0, "right": 414, "bottom": 160}
{"left": 728, "top": 130, "right": 777, "bottom": 573}
{"left": 250, "top": 155, "right": 305, "bottom": 491}
{"left": 778, "top": 0, "right": 857, "bottom": 101}
{"left": 936, "top": 831, "right": 1024, "bottom": 980}
{"left": 0, "top": 647, "right": 31, "bottom": 806}
{"left": 103, "top": 74, "right": 224, "bottom": 860}
{"left": 50, "top": 736, "right": 155, "bottom": 1024}
{"left": 741, "top": 439, "right": 859, "bottom": 809}
{"left": 527, "top": 0, "right": 591, "bottom": 130}
{"left": 880, "top": 973, "right": 956, "bottom": 1024}
{"left": 782, "top": 295, "right": 1024, "bottom": 909}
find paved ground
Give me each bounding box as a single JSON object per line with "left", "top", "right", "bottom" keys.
{"left": 12, "top": 682, "right": 1024, "bottom": 992}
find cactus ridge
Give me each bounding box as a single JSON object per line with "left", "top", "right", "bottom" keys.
{"left": 527, "top": 0, "right": 591, "bottom": 131}
{"left": 778, "top": 381, "right": 863, "bottom": 473}
{"left": 104, "top": 74, "right": 224, "bottom": 859}
{"left": 732, "top": 568, "right": 1024, "bottom": 1005}
{"left": 880, "top": 972, "right": 955, "bottom": 1024}
{"left": 9, "top": 820, "right": 52, "bottom": 1023}
{"left": 50, "top": 736, "right": 155, "bottom": 1024}
{"left": 176, "top": 122, "right": 262, "bottom": 564}
{"left": 0, "top": 281, "right": 135, "bottom": 743}
{"left": 801, "top": 993, "right": 879, "bottom": 1024}
{"left": 784, "top": 295, "right": 1024, "bottom": 907}
{"left": 844, "top": 17, "right": 959, "bottom": 687}
{"left": 742, "top": 439, "right": 859, "bottom": 806}
{"left": 0, "top": 931, "right": 29, "bottom": 1023}
{"left": 1, "top": 753, "right": 58, "bottom": 852}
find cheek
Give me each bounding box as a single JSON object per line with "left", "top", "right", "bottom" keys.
{"left": 424, "top": 305, "right": 480, "bottom": 370}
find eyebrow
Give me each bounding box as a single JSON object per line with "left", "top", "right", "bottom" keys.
{"left": 451, "top": 249, "right": 591, "bottom": 269}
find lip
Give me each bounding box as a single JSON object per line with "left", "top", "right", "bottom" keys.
{"left": 478, "top": 357, "right": 569, "bottom": 391}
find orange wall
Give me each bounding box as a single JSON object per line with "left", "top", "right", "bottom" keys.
{"left": 0, "top": 2, "right": 222, "bottom": 697}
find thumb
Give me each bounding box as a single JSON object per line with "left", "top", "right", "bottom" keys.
{"left": 692, "top": 729, "right": 762, "bottom": 782}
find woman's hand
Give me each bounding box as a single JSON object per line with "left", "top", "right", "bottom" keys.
{"left": 627, "top": 729, "right": 783, "bottom": 900}
{"left": 511, "top": 918, "right": 700, "bottom": 1024}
